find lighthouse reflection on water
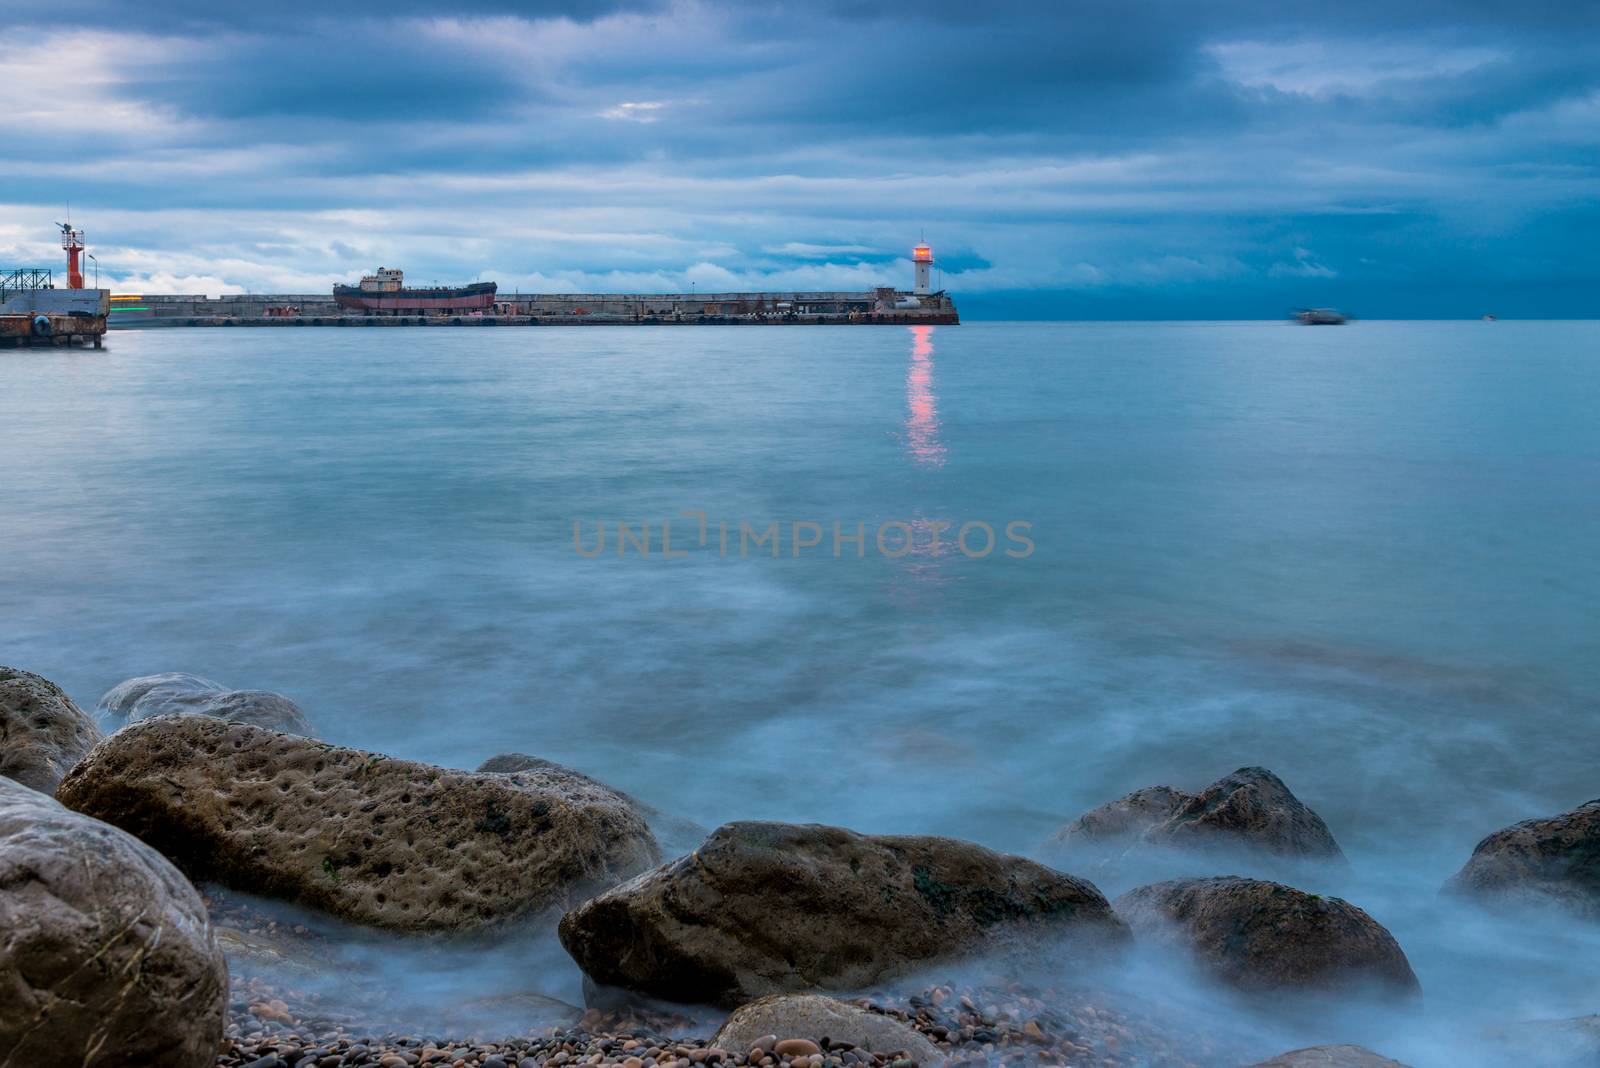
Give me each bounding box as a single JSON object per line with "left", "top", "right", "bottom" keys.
{"left": 892, "top": 324, "right": 954, "bottom": 598}
{"left": 905, "top": 325, "right": 945, "bottom": 467}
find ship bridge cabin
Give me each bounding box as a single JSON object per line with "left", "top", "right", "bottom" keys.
{"left": 359, "top": 268, "right": 405, "bottom": 293}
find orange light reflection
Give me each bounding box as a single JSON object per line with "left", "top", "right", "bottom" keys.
{"left": 905, "top": 325, "right": 946, "bottom": 467}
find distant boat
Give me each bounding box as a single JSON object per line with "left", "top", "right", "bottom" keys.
{"left": 1482, "top": 314, "right": 1497, "bottom": 321}
{"left": 333, "top": 267, "right": 495, "bottom": 314}
{"left": 1294, "top": 308, "right": 1347, "bottom": 325}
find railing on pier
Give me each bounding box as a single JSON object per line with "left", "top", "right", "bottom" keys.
{"left": 1, "top": 268, "right": 53, "bottom": 301}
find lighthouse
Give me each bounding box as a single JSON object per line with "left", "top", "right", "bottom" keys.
{"left": 58, "top": 222, "right": 85, "bottom": 289}
{"left": 912, "top": 240, "right": 934, "bottom": 295}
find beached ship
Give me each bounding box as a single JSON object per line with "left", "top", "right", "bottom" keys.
{"left": 333, "top": 268, "right": 496, "bottom": 314}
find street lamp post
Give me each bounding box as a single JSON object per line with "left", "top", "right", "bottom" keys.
{"left": 86, "top": 254, "right": 99, "bottom": 289}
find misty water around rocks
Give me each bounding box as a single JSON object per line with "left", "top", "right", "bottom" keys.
{"left": 5, "top": 320, "right": 1598, "bottom": 1065}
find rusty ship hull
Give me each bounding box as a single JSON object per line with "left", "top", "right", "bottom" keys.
{"left": 333, "top": 281, "right": 497, "bottom": 313}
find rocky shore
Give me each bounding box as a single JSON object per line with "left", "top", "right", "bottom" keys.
{"left": 215, "top": 972, "right": 1236, "bottom": 1068}
{"left": 5, "top": 664, "right": 1600, "bottom": 1067}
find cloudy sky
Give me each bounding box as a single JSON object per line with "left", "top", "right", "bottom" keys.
{"left": 2, "top": 0, "right": 1596, "bottom": 316}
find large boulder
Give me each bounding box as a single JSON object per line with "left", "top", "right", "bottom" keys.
{"left": 559, "top": 821, "right": 1129, "bottom": 1008}
{"left": 57, "top": 716, "right": 660, "bottom": 932}
{"left": 0, "top": 777, "right": 227, "bottom": 1067}
{"left": 1443, "top": 800, "right": 1600, "bottom": 918}
{"left": 1244, "top": 1047, "right": 1412, "bottom": 1067}
{"left": 1147, "top": 767, "right": 1344, "bottom": 860}
{"left": 0, "top": 666, "right": 102, "bottom": 793}
{"left": 478, "top": 752, "right": 707, "bottom": 858}
{"left": 97, "top": 672, "right": 313, "bottom": 736}
{"left": 1114, "top": 877, "right": 1418, "bottom": 996}
{"left": 714, "top": 994, "right": 943, "bottom": 1063}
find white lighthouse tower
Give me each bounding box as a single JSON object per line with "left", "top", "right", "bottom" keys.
{"left": 912, "top": 240, "right": 934, "bottom": 295}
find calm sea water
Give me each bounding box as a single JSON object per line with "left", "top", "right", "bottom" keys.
{"left": 4, "top": 321, "right": 1599, "bottom": 1058}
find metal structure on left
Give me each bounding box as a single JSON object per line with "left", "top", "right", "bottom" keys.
{"left": 0, "top": 268, "right": 53, "bottom": 299}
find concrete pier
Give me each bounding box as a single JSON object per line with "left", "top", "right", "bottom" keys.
{"left": 110, "top": 288, "right": 958, "bottom": 327}
{"left": 0, "top": 288, "right": 109, "bottom": 347}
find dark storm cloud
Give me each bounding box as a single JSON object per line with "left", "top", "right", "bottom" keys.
{"left": 1, "top": 0, "right": 1596, "bottom": 314}
{"left": 26, "top": 0, "right": 666, "bottom": 30}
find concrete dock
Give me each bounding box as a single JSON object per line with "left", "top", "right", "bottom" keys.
{"left": 1, "top": 287, "right": 109, "bottom": 347}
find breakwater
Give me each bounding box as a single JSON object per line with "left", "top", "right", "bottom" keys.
{"left": 112, "top": 288, "right": 958, "bottom": 327}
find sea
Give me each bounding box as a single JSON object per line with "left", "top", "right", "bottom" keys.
{"left": 4, "top": 321, "right": 1598, "bottom": 1064}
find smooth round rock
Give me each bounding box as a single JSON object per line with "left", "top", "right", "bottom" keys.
{"left": 773, "top": 1039, "right": 822, "bottom": 1057}
{"left": 1114, "top": 876, "right": 1418, "bottom": 996}
{"left": 0, "top": 776, "right": 227, "bottom": 1066}
{"left": 0, "top": 665, "right": 102, "bottom": 793}
{"left": 715, "top": 995, "right": 942, "bottom": 1063}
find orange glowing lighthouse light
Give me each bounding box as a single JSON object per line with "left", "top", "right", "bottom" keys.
{"left": 58, "top": 222, "right": 85, "bottom": 289}
{"left": 912, "top": 241, "right": 934, "bottom": 295}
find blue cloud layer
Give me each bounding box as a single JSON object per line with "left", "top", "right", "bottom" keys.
{"left": 2, "top": 1, "right": 1596, "bottom": 315}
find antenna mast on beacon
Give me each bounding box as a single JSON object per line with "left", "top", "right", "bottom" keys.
{"left": 58, "top": 221, "right": 85, "bottom": 289}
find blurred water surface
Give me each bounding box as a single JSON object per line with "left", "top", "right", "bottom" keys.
{"left": 4, "top": 321, "right": 1599, "bottom": 1058}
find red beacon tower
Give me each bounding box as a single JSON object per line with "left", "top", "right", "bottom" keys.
{"left": 58, "top": 222, "right": 85, "bottom": 289}
{"left": 912, "top": 241, "right": 934, "bottom": 295}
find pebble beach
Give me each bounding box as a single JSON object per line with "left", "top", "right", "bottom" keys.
{"left": 217, "top": 977, "right": 1224, "bottom": 1068}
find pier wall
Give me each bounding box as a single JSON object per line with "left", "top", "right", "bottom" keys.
{"left": 111, "top": 290, "right": 958, "bottom": 326}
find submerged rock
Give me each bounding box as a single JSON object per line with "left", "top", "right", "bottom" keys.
{"left": 97, "top": 672, "right": 314, "bottom": 736}
{"left": 57, "top": 716, "right": 660, "bottom": 932}
{"left": 193, "top": 688, "right": 313, "bottom": 734}
{"left": 97, "top": 672, "right": 226, "bottom": 719}
{"left": 1443, "top": 800, "right": 1600, "bottom": 919}
{"left": 714, "top": 994, "right": 943, "bottom": 1063}
{"left": 478, "top": 752, "right": 707, "bottom": 858}
{"left": 1043, "top": 768, "right": 1343, "bottom": 870}
{"left": 1245, "top": 1046, "right": 1412, "bottom": 1067}
{"left": 559, "top": 821, "right": 1129, "bottom": 1007}
{"left": 434, "top": 991, "right": 586, "bottom": 1034}
{"left": 0, "top": 665, "right": 102, "bottom": 792}
{"left": 1482, "top": 1014, "right": 1600, "bottom": 1066}
{"left": 1043, "top": 785, "right": 1193, "bottom": 857}
{"left": 0, "top": 777, "right": 227, "bottom": 1067}
{"left": 1114, "top": 876, "right": 1418, "bottom": 996}
{"left": 1148, "top": 767, "right": 1344, "bottom": 860}
{"left": 214, "top": 924, "right": 326, "bottom": 981}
